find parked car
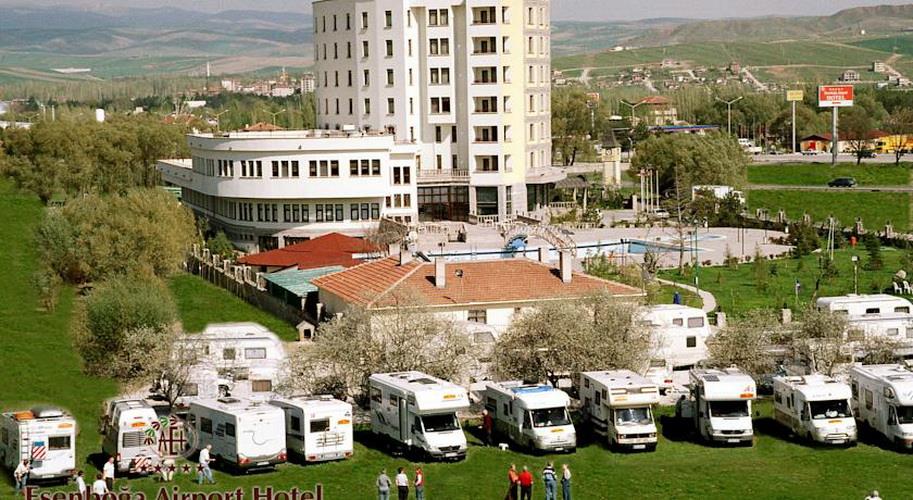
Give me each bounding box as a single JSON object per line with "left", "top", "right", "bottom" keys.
{"left": 801, "top": 150, "right": 822, "bottom": 156}
{"left": 828, "top": 177, "right": 857, "bottom": 188}
{"left": 860, "top": 150, "right": 878, "bottom": 158}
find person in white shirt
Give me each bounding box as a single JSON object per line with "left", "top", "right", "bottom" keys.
{"left": 91, "top": 473, "right": 108, "bottom": 496}
{"left": 74, "top": 470, "right": 86, "bottom": 499}
{"left": 865, "top": 490, "right": 882, "bottom": 500}
{"left": 14, "top": 459, "right": 29, "bottom": 493}
{"left": 198, "top": 444, "right": 215, "bottom": 485}
{"left": 394, "top": 467, "right": 409, "bottom": 500}
{"left": 102, "top": 457, "right": 115, "bottom": 491}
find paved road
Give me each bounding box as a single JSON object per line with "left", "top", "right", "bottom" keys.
{"left": 753, "top": 153, "right": 901, "bottom": 164}
{"left": 748, "top": 184, "right": 913, "bottom": 193}
{"left": 657, "top": 278, "right": 718, "bottom": 314}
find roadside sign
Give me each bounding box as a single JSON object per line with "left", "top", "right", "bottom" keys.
{"left": 818, "top": 85, "right": 854, "bottom": 107}
{"left": 786, "top": 90, "right": 804, "bottom": 102}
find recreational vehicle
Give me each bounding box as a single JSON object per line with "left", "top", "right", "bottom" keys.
{"left": 270, "top": 395, "right": 353, "bottom": 463}
{"left": 484, "top": 381, "right": 576, "bottom": 453}
{"left": 816, "top": 295, "right": 913, "bottom": 352}
{"left": 165, "top": 323, "right": 287, "bottom": 405}
{"left": 642, "top": 305, "right": 712, "bottom": 369}
{"left": 187, "top": 398, "right": 287, "bottom": 471}
{"left": 691, "top": 185, "right": 746, "bottom": 204}
{"left": 100, "top": 399, "right": 162, "bottom": 474}
{"left": 773, "top": 375, "right": 857, "bottom": 445}
{"left": 850, "top": 364, "right": 913, "bottom": 449}
{"left": 0, "top": 407, "right": 76, "bottom": 482}
{"left": 644, "top": 359, "right": 674, "bottom": 395}
{"left": 579, "top": 370, "right": 659, "bottom": 451}
{"left": 688, "top": 368, "right": 756, "bottom": 445}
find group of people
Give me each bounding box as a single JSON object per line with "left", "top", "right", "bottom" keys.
{"left": 376, "top": 466, "right": 425, "bottom": 500}
{"left": 14, "top": 457, "right": 115, "bottom": 498}
{"left": 506, "top": 463, "right": 572, "bottom": 500}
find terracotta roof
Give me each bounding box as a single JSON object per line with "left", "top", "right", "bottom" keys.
{"left": 639, "top": 96, "right": 671, "bottom": 105}
{"left": 312, "top": 257, "right": 644, "bottom": 309}
{"left": 238, "top": 232, "right": 381, "bottom": 270}
{"left": 241, "top": 122, "right": 285, "bottom": 132}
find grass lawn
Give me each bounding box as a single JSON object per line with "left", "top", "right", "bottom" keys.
{"left": 747, "top": 190, "right": 911, "bottom": 232}
{"left": 660, "top": 247, "right": 909, "bottom": 317}
{"left": 748, "top": 163, "right": 912, "bottom": 187}
{"left": 653, "top": 285, "right": 704, "bottom": 310}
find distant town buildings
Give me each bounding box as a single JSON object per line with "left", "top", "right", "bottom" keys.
{"left": 637, "top": 96, "right": 678, "bottom": 126}
{"left": 841, "top": 70, "right": 860, "bottom": 82}
{"left": 872, "top": 61, "right": 886, "bottom": 73}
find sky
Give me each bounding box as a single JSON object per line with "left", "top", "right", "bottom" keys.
{"left": 0, "top": 0, "right": 911, "bottom": 21}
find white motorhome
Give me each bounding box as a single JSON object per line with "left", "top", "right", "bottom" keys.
{"left": 369, "top": 372, "right": 469, "bottom": 461}
{"left": 688, "top": 368, "right": 756, "bottom": 446}
{"left": 100, "top": 399, "right": 162, "bottom": 474}
{"left": 164, "top": 323, "right": 288, "bottom": 405}
{"left": 850, "top": 364, "right": 913, "bottom": 449}
{"left": 773, "top": 375, "right": 857, "bottom": 445}
{"left": 579, "top": 370, "right": 659, "bottom": 451}
{"left": 187, "top": 398, "right": 287, "bottom": 471}
{"left": 644, "top": 359, "right": 674, "bottom": 396}
{"left": 483, "top": 382, "right": 576, "bottom": 453}
{"left": 642, "top": 305, "right": 712, "bottom": 369}
{"left": 0, "top": 407, "right": 76, "bottom": 482}
{"left": 691, "top": 184, "right": 746, "bottom": 204}
{"left": 816, "top": 295, "right": 913, "bottom": 353}
{"left": 270, "top": 395, "right": 353, "bottom": 463}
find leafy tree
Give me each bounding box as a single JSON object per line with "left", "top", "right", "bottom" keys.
{"left": 787, "top": 222, "right": 820, "bottom": 258}
{"left": 788, "top": 308, "right": 850, "bottom": 377}
{"left": 864, "top": 234, "right": 883, "bottom": 271}
{"left": 206, "top": 231, "right": 236, "bottom": 260}
{"left": 551, "top": 87, "right": 598, "bottom": 166}
{"left": 631, "top": 132, "right": 748, "bottom": 193}
{"left": 882, "top": 108, "right": 913, "bottom": 165}
{"left": 838, "top": 107, "right": 877, "bottom": 165}
{"left": 752, "top": 247, "right": 770, "bottom": 292}
{"left": 707, "top": 309, "right": 781, "bottom": 380}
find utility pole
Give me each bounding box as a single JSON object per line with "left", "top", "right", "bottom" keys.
{"left": 791, "top": 100, "right": 797, "bottom": 153}
{"left": 831, "top": 106, "right": 839, "bottom": 166}
{"left": 716, "top": 96, "right": 743, "bottom": 136}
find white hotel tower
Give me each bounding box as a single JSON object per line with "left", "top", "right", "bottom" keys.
{"left": 313, "top": 0, "right": 557, "bottom": 221}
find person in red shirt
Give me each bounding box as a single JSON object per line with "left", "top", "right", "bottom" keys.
{"left": 518, "top": 465, "right": 534, "bottom": 500}
{"left": 506, "top": 464, "right": 520, "bottom": 500}
{"left": 482, "top": 409, "right": 494, "bottom": 446}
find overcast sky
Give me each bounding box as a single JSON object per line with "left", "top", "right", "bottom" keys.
{"left": 1, "top": 0, "right": 912, "bottom": 21}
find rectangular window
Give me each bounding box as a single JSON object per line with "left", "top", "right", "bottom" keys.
{"left": 252, "top": 380, "right": 273, "bottom": 392}
{"left": 364, "top": 98, "right": 371, "bottom": 115}
{"left": 335, "top": 204, "right": 344, "bottom": 221}
{"left": 200, "top": 417, "right": 213, "bottom": 434}
{"left": 468, "top": 310, "right": 487, "bottom": 323}
{"left": 225, "top": 422, "right": 236, "bottom": 438}
{"left": 48, "top": 436, "right": 71, "bottom": 450}
{"left": 372, "top": 159, "right": 381, "bottom": 175}
{"left": 362, "top": 203, "right": 370, "bottom": 220}
{"left": 386, "top": 69, "right": 394, "bottom": 85}
{"left": 429, "top": 10, "right": 438, "bottom": 26}
{"left": 310, "top": 418, "right": 330, "bottom": 433}
{"left": 272, "top": 161, "right": 280, "bottom": 178}
{"left": 362, "top": 40, "right": 369, "bottom": 58}
{"left": 371, "top": 203, "right": 380, "bottom": 219}
{"left": 361, "top": 11, "right": 368, "bottom": 29}
{"left": 897, "top": 306, "right": 911, "bottom": 314}
{"left": 350, "top": 160, "right": 359, "bottom": 176}
{"left": 302, "top": 204, "right": 309, "bottom": 222}
{"left": 244, "top": 348, "right": 267, "bottom": 360}
{"left": 386, "top": 40, "right": 393, "bottom": 57}
{"left": 324, "top": 204, "right": 334, "bottom": 222}
{"left": 686, "top": 336, "right": 697, "bottom": 348}
{"left": 687, "top": 317, "right": 705, "bottom": 328}
{"left": 387, "top": 98, "right": 395, "bottom": 114}
{"left": 384, "top": 10, "right": 392, "bottom": 28}
{"left": 309, "top": 160, "right": 317, "bottom": 177}
{"left": 291, "top": 415, "right": 302, "bottom": 433}
{"left": 291, "top": 161, "right": 299, "bottom": 177}
{"left": 351, "top": 204, "right": 360, "bottom": 221}
{"left": 223, "top": 348, "right": 236, "bottom": 360}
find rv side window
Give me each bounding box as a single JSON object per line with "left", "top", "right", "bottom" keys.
{"left": 485, "top": 397, "right": 497, "bottom": 412}
{"left": 686, "top": 336, "right": 697, "bottom": 348}
{"left": 310, "top": 419, "right": 330, "bottom": 433}
{"left": 291, "top": 416, "right": 301, "bottom": 433}
{"left": 184, "top": 383, "right": 199, "bottom": 397}
{"left": 225, "top": 423, "right": 236, "bottom": 438}
{"left": 583, "top": 378, "right": 589, "bottom": 388}
{"left": 502, "top": 403, "right": 509, "bottom": 416}
{"left": 371, "top": 387, "right": 382, "bottom": 403}
{"left": 48, "top": 436, "right": 71, "bottom": 450}
{"left": 222, "top": 348, "right": 236, "bottom": 360}
{"left": 389, "top": 394, "right": 399, "bottom": 406}
{"left": 865, "top": 308, "right": 880, "bottom": 314}
{"left": 244, "top": 348, "right": 267, "bottom": 360}
{"left": 233, "top": 367, "right": 250, "bottom": 380}
{"left": 864, "top": 389, "right": 874, "bottom": 411}
{"left": 687, "top": 317, "right": 704, "bottom": 328}
{"left": 889, "top": 407, "right": 898, "bottom": 426}
{"left": 0, "top": 428, "right": 7, "bottom": 445}
{"left": 201, "top": 417, "right": 213, "bottom": 434}
{"left": 523, "top": 411, "right": 532, "bottom": 429}
{"left": 896, "top": 306, "right": 911, "bottom": 314}
{"left": 774, "top": 392, "right": 781, "bottom": 404}
{"left": 907, "top": 328, "right": 913, "bottom": 339}
{"left": 887, "top": 328, "right": 900, "bottom": 336}
{"left": 672, "top": 318, "right": 683, "bottom": 327}
{"left": 602, "top": 389, "right": 607, "bottom": 399}
{"left": 595, "top": 391, "right": 601, "bottom": 405}
{"left": 251, "top": 380, "right": 273, "bottom": 392}
{"left": 851, "top": 382, "right": 858, "bottom": 398}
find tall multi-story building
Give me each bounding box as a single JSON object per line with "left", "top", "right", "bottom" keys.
{"left": 312, "top": 0, "right": 555, "bottom": 221}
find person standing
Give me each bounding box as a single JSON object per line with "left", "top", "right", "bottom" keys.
{"left": 866, "top": 491, "right": 883, "bottom": 500}
{"left": 414, "top": 467, "right": 425, "bottom": 500}
{"left": 198, "top": 444, "right": 215, "bottom": 485}
{"left": 506, "top": 464, "right": 520, "bottom": 500}
{"left": 482, "top": 409, "right": 494, "bottom": 446}
{"left": 14, "top": 459, "right": 29, "bottom": 494}
{"left": 376, "top": 469, "right": 392, "bottom": 500}
{"left": 542, "top": 462, "right": 557, "bottom": 500}
{"left": 102, "top": 456, "right": 115, "bottom": 491}
{"left": 518, "top": 466, "right": 533, "bottom": 500}
{"left": 91, "top": 473, "right": 108, "bottom": 496}
{"left": 161, "top": 458, "right": 175, "bottom": 482}
{"left": 395, "top": 467, "right": 409, "bottom": 500}
{"left": 560, "top": 464, "right": 572, "bottom": 500}
{"left": 74, "top": 470, "right": 87, "bottom": 500}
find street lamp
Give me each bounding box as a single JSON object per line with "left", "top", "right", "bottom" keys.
{"left": 852, "top": 255, "right": 859, "bottom": 295}
{"left": 267, "top": 108, "right": 287, "bottom": 126}
{"left": 715, "top": 96, "right": 743, "bottom": 136}
{"left": 619, "top": 99, "right": 644, "bottom": 126}
{"left": 211, "top": 109, "right": 229, "bottom": 132}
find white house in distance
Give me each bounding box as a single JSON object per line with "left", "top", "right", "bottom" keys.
{"left": 157, "top": 129, "right": 418, "bottom": 251}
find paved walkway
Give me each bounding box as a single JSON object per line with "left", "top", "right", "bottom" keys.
{"left": 657, "top": 278, "right": 718, "bottom": 314}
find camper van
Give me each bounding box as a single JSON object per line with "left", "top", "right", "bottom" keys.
{"left": 164, "top": 323, "right": 288, "bottom": 405}
{"left": 773, "top": 375, "right": 857, "bottom": 445}
{"left": 187, "top": 398, "right": 287, "bottom": 471}
{"left": 688, "top": 368, "right": 756, "bottom": 445}
{"left": 484, "top": 381, "right": 576, "bottom": 453}
{"left": 100, "top": 399, "right": 162, "bottom": 474}
{"left": 642, "top": 305, "right": 713, "bottom": 369}
{"left": 644, "top": 359, "right": 674, "bottom": 395}
{"left": 850, "top": 364, "right": 913, "bottom": 449}
{"left": 691, "top": 185, "right": 746, "bottom": 204}
{"left": 579, "top": 370, "right": 659, "bottom": 451}
{"left": 270, "top": 396, "right": 353, "bottom": 463}
{"left": 816, "top": 295, "right": 913, "bottom": 353}
{"left": 369, "top": 372, "right": 469, "bottom": 460}
{"left": 0, "top": 407, "right": 76, "bottom": 482}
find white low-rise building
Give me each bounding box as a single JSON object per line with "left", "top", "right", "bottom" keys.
{"left": 157, "top": 129, "right": 418, "bottom": 251}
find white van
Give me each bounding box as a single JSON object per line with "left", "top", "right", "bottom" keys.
{"left": 688, "top": 368, "right": 756, "bottom": 446}
{"left": 100, "top": 399, "right": 162, "bottom": 474}
{"left": 369, "top": 372, "right": 469, "bottom": 461}
{"left": 816, "top": 295, "right": 913, "bottom": 353}
{"left": 579, "top": 370, "right": 659, "bottom": 451}
{"left": 483, "top": 381, "right": 576, "bottom": 453}
{"left": 773, "top": 375, "right": 857, "bottom": 445}
{"left": 0, "top": 407, "right": 76, "bottom": 482}
{"left": 641, "top": 305, "right": 712, "bottom": 369}
{"left": 187, "top": 398, "right": 287, "bottom": 471}
{"left": 850, "top": 364, "right": 913, "bottom": 450}
{"left": 270, "top": 395, "right": 353, "bottom": 463}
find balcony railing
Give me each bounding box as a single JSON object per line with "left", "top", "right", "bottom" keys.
{"left": 417, "top": 169, "right": 470, "bottom": 183}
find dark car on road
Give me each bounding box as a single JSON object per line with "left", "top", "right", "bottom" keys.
{"left": 828, "top": 177, "right": 857, "bottom": 188}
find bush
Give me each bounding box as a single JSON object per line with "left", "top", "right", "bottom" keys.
{"left": 864, "top": 234, "right": 884, "bottom": 270}
{"left": 206, "top": 231, "right": 236, "bottom": 260}
{"left": 788, "top": 222, "right": 820, "bottom": 258}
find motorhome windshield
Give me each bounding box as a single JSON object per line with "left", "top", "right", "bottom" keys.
{"left": 421, "top": 413, "right": 460, "bottom": 432}
{"left": 708, "top": 400, "right": 749, "bottom": 418}
{"left": 809, "top": 400, "right": 851, "bottom": 420}
{"left": 896, "top": 406, "right": 913, "bottom": 425}
{"left": 614, "top": 407, "right": 652, "bottom": 426}
{"left": 530, "top": 408, "right": 571, "bottom": 428}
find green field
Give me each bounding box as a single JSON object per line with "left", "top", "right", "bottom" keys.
{"left": 748, "top": 163, "right": 912, "bottom": 186}
{"left": 6, "top": 179, "right": 913, "bottom": 498}
{"left": 747, "top": 190, "right": 911, "bottom": 231}
{"left": 661, "top": 247, "right": 907, "bottom": 317}
{"left": 851, "top": 35, "right": 913, "bottom": 57}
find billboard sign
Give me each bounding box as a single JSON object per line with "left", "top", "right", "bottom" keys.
{"left": 818, "top": 85, "right": 854, "bottom": 107}
{"left": 786, "top": 90, "right": 804, "bottom": 102}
